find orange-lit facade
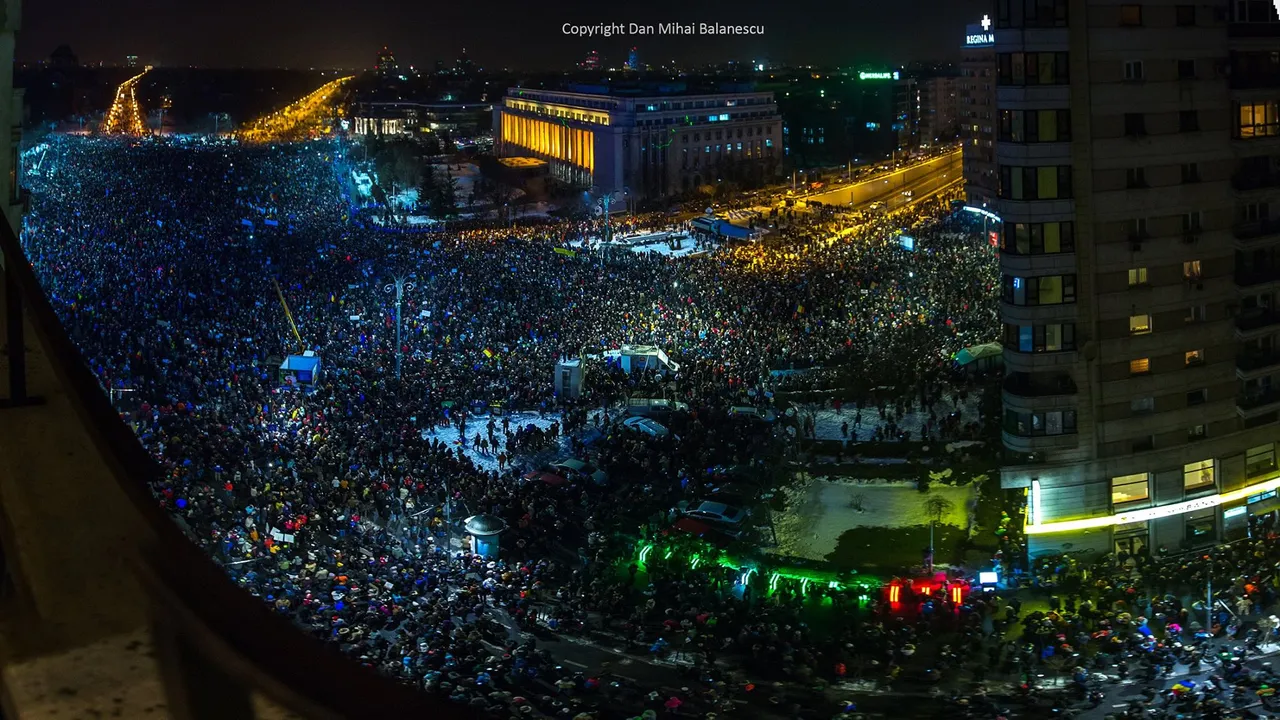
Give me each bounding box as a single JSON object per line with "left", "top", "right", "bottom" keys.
{"left": 499, "top": 114, "right": 595, "bottom": 176}
{"left": 494, "top": 87, "right": 782, "bottom": 200}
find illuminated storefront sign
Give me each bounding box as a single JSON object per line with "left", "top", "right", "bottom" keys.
{"left": 1025, "top": 471, "right": 1280, "bottom": 535}
{"left": 859, "top": 71, "right": 900, "bottom": 81}
{"left": 964, "top": 15, "right": 995, "bottom": 47}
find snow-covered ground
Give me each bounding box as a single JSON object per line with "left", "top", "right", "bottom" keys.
{"left": 801, "top": 394, "right": 983, "bottom": 443}
{"left": 773, "top": 477, "right": 975, "bottom": 562}
{"left": 567, "top": 230, "right": 720, "bottom": 259}
{"left": 418, "top": 407, "right": 611, "bottom": 473}
{"left": 435, "top": 162, "right": 480, "bottom": 209}
{"left": 370, "top": 214, "right": 438, "bottom": 227}
{"left": 420, "top": 410, "right": 561, "bottom": 473}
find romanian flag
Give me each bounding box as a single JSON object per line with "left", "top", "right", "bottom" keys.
{"left": 483, "top": 348, "right": 494, "bottom": 359}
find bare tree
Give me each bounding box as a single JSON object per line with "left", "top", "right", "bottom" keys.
{"left": 923, "top": 496, "right": 954, "bottom": 526}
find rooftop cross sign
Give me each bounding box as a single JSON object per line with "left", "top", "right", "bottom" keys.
{"left": 965, "top": 16, "right": 995, "bottom": 47}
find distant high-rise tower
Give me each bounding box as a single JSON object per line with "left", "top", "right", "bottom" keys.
{"left": 579, "top": 50, "right": 601, "bottom": 71}
{"left": 126, "top": 54, "right": 137, "bottom": 68}
{"left": 455, "top": 48, "right": 473, "bottom": 76}
{"left": 625, "top": 47, "right": 640, "bottom": 71}
{"left": 375, "top": 46, "right": 397, "bottom": 76}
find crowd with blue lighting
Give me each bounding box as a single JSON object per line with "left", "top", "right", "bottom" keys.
{"left": 20, "top": 135, "right": 1025, "bottom": 719}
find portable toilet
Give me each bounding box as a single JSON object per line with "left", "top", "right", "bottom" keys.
{"left": 554, "top": 356, "right": 584, "bottom": 399}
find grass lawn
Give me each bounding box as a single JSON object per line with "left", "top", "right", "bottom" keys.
{"left": 825, "top": 524, "right": 968, "bottom": 571}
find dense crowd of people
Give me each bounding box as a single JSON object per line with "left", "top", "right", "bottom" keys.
{"left": 17, "top": 135, "right": 1042, "bottom": 719}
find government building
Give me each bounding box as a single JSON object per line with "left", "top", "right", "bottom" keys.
{"left": 492, "top": 84, "right": 783, "bottom": 201}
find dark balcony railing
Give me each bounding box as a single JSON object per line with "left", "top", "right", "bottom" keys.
{"left": 1003, "top": 373, "right": 1078, "bottom": 397}
{"left": 1229, "top": 22, "right": 1280, "bottom": 39}
{"left": 1239, "top": 387, "right": 1280, "bottom": 410}
{"left": 1235, "top": 266, "right": 1280, "bottom": 286}
{"left": 1234, "top": 218, "right": 1280, "bottom": 241}
{"left": 1238, "top": 310, "right": 1280, "bottom": 333}
{"left": 1239, "top": 348, "right": 1280, "bottom": 372}
{"left": 0, "top": 206, "right": 458, "bottom": 717}
{"left": 1232, "top": 73, "right": 1280, "bottom": 90}
{"left": 1232, "top": 171, "right": 1280, "bottom": 192}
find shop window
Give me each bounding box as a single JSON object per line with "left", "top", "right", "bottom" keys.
{"left": 1185, "top": 508, "right": 1216, "bottom": 542}
{"left": 1111, "top": 472, "right": 1150, "bottom": 507}
{"left": 1184, "top": 459, "right": 1215, "bottom": 491}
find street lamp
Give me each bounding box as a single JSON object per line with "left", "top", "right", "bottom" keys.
{"left": 383, "top": 275, "right": 416, "bottom": 380}
{"left": 589, "top": 186, "right": 630, "bottom": 247}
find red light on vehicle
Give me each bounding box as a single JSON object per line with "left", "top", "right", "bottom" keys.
{"left": 951, "top": 586, "right": 963, "bottom": 604}
{"left": 888, "top": 583, "right": 900, "bottom": 603}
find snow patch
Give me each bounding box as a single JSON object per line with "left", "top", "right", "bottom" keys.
{"left": 772, "top": 476, "right": 975, "bottom": 562}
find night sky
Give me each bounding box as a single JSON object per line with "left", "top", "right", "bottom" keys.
{"left": 20, "top": 0, "right": 992, "bottom": 70}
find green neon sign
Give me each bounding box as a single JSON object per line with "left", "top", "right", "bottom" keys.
{"left": 859, "top": 71, "right": 900, "bottom": 81}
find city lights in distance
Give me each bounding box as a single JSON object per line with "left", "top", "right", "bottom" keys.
{"left": 236, "top": 76, "right": 355, "bottom": 144}
{"left": 101, "top": 69, "right": 151, "bottom": 136}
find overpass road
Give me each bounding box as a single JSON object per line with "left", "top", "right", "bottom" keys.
{"left": 801, "top": 150, "right": 962, "bottom": 208}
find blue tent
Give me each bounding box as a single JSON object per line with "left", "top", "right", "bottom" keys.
{"left": 279, "top": 354, "right": 322, "bottom": 385}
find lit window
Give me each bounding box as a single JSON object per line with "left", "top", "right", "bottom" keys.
{"left": 1185, "top": 349, "right": 1203, "bottom": 366}
{"left": 1183, "top": 260, "right": 1202, "bottom": 280}
{"left": 1111, "top": 473, "right": 1150, "bottom": 506}
{"left": 1129, "top": 358, "right": 1150, "bottom": 375}
{"left": 1247, "top": 444, "right": 1277, "bottom": 477}
{"left": 1120, "top": 4, "right": 1143, "bottom": 26}
{"left": 1239, "top": 101, "right": 1280, "bottom": 138}
{"left": 1184, "top": 459, "right": 1215, "bottom": 490}
{"left": 1129, "top": 314, "right": 1152, "bottom": 335}
{"left": 1128, "top": 267, "right": 1148, "bottom": 286}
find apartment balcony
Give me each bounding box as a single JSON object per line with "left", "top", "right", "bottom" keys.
{"left": 1003, "top": 372, "right": 1076, "bottom": 396}
{"left": 1235, "top": 266, "right": 1280, "bottom": 289}
{"left": 1232, "top": 169, "right": 1280, "bottom": 194}
{"left": 1238, "top": 348, "right": 1280, "bottom": 379}
{"left": 1231, "top": 71, "right": 1280, "bottom": 90}
{"left": 0, "top": 208, "right": 452, "bottom": 715}
{"left": 1235, "top": 218, "right": 1280, "bottom": 249}
{"left": 1001, "top": 428, "right": 1079, "bottom": 454}
{"left": 1237, "top": 310, "right": 1280, "bottom": 341}
{"left": 1237, "top": 387, "right": 1280, "bottom": 418}
{"left": 1230, "top": 22, "right": 1280, "bottom": 39}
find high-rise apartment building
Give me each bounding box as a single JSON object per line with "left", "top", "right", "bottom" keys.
{"left": 919, "top": 74, "right": 960, "bottom": 147}
{"left": 374, "top": 47, "right": 397, "bottom": 77}
{"left": 960, "top": 15, "right": 997, "bottom": 208}
{"left": 999, "top": 0, "right": 1280, "bottom": 557}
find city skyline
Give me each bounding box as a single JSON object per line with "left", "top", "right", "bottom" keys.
{"left": 19, "top": 0, "right": 992, "bottom": 70}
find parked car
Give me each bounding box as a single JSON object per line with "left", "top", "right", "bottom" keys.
{"left": 668, "top": 517, "right": 738, "bottom": 546}
{"left": 622, "top": 416, "right": 670, "bottom": 438}
{"left": 683, "top": 500, "right": 748, "bottom": 528}
{"left": 550, "top": 458, "right": 608, "bottom": 485}
{"left": 522, "top": 469, "right": 568, "bottom": 486}
{"left": 625, "top": 397, "right": 689, "bottom": 418}
{"left": 728, "top": 405, "right": 776, "bottom": 422}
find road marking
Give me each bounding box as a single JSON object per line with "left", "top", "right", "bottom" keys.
{"left": 562, "top": 659, "right": 588, "bottom": 669}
